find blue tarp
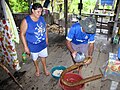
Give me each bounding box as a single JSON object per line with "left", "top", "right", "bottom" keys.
{"left": 101, "top": 0, "right": 114, "bottom": 5}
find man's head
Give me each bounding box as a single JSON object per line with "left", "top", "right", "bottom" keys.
{"left": 80, "top": 17, "right": 96, "bottom": 34}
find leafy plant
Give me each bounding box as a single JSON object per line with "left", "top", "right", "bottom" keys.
{"left": 82, "top": 0, "right": 96, "bottom": 14}
{"left": 9, "top": 0, "right": 112, "bottom": 15}
{"left": 9, "top": 0, "right": 29, "bottom": 13}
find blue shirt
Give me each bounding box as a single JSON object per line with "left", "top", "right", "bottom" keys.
{"left": 66, "top": 22, "right": 95, "bottom": 45}
{"left": 25, "top": 15, "right": 47, "bottom": 52}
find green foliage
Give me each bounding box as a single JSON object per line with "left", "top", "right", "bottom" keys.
{"left": 9, "top": 0, "right": 29, "bottom": 13}
{"left": 9, "top": 0, "right": 96, "bottom": 14}
{"left": 68, "top": 0, "right": 79, "bottom": 14}
{"left": 82, "top": 0, "right": 96, "bottom": 14}
{"left": 9, "top": 0, "right": 113, "bottom": 15}
{"left": 99, "top": 5, "right": 112, "bottom": 10}
{"left": 65, "top": 0, "right": 96, "bottom": 14}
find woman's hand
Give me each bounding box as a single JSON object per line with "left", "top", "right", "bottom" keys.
{"left": 24, "top": 46, "right": 30, "bottom": 56}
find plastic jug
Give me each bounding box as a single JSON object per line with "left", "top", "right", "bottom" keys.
{"left": 74, "top": 52, "right": 85, "bottom": 63}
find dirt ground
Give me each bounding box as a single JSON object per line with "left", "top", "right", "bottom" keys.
{"left": 0, "top": 33, "right": 73, "bottom": 90}
{"left": 1, "top": 32, "right": 120, "bottom": 90}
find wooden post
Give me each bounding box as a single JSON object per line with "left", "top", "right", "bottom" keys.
{"left": 51, "top": 0, "right": 54, "bottom": 15}
{"left": 112, "top": 0, "right": 116, "bottom": 10}
{"left": 112, "top": 0, "right": 120, "bottom": 36}
{"left": 64, "top": 0, "right": 68, "bottom": 37}
{"left": 93, "top": 0, "right": 99, "bottom": 13}
{"left": 113, "top": 0, "right": 119, "bottom": 20}
{"left": 79, "top": 0, "right": 82, "bottom": 15}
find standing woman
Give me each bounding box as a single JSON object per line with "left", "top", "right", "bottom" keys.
{"left": 20, "top": 3, "right": 50, "bottom": 77}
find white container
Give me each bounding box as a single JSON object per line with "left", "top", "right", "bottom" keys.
{"left": 110, "top": 81, "right": 118, "bottom": 90}
{"left": 74, "top": 52, "right": 85, "bottom": 63}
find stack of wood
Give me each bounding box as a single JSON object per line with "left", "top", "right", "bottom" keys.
{"left": 46, "top": 24, "right": 64, "bottom": 35}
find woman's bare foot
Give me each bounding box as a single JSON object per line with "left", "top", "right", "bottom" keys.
{"left": 35, "top": 71, "right": 40, "bottom": 77}
{"left": 44, "top": 70, "right": 50, "bottom": 76}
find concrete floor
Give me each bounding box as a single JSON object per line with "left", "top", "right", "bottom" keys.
{"left": 0, "top": 32, "right": 120, "bottom": 90}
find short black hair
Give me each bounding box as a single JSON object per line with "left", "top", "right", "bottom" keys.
{"left": 32, "top": 3, "right": 43, "bottom": 10}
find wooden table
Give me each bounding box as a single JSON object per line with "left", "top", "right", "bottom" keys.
{"left": 89, "top": 12, "right": 114, "bottom": 34}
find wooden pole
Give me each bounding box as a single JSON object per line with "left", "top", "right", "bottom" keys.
{"left": 93, "top": 0, "right": 99, "bottom": 13}
{"left": 113, "top": 0, "right": 119, "bottom": 20}
{"left": 79, "top": 0, "right": 82, "bottom": 15}
{"left": 112, "top": 0, "right": 116, "bottom": 10}
{"left": 64, "top": 0, "right": 68, "bottom": 37}
{"left": 51, "top": 0, "right": 54, "bottom": 15}
{"left": 112, "top": 0, "right": 120, "bottom": 36}
{"left": 0, "top": 63, "right": 23, "bottom": 90}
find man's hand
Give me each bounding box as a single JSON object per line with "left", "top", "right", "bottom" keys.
{"left": 72, "top": 51, "right": 77, "bottom": 58}
{"left": 83, "top": 57, "right": 92, "bottom": 65}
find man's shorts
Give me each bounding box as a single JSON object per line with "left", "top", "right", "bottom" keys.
{"left": 31, "top": 48, "right": 48, "bottom": 61}
{"left": 71, "top": 42, "right": 88, "bottom": 55}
